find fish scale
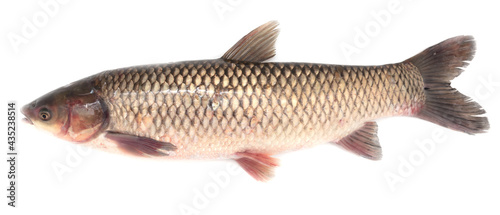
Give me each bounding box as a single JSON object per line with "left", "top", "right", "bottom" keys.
{"left": 92, "top": 61, "right": 424, "bottom": 158}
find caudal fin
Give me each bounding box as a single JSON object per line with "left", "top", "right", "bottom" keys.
{"left": 405, "top": 36, "right": 489, "bottom": 134}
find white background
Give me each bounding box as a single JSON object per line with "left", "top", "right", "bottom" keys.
{"left": 1, "top": 0, "right": 499, "bottom": 214}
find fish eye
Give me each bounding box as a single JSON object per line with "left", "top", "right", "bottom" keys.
{"left": 38, "top": 108, "right": 52, "bottom": 121}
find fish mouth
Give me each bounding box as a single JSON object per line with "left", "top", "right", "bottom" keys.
{"left": 21, "top": 104, "right": 34, "bottom": 125}
{"left": 23, "top": 117, "right": 34, "bottom": 125}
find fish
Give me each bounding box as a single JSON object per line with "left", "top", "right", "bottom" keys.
{"left": 22, "top": 21, "right": 489, "bottom": 181}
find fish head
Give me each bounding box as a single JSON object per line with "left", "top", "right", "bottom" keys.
{"left": 22, "top": 79, "right": 109, "bottom": 143}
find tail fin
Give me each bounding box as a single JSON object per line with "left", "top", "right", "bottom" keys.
{"left": 405, "top": 36, "right": 489, "bottom": 134}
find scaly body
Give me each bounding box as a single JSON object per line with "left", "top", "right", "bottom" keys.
{"left": 92, "top": 61, "right": 424, "bottom": 158}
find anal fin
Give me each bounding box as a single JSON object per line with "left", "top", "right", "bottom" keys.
{"left": 105, "top": 131, "right": 177, "bottom": 157}
{"left": 235, "top": 151, "right": 279, "bottom": 182}
{"left": 334, "top": 121, "right": 382, "bottom": 160}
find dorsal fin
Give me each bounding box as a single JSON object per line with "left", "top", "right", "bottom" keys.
{"left": 334, "top": 121, "right": 382, "bottom": 160}
{"left": 221, "top": 21, "right": 279, "bottom": 62}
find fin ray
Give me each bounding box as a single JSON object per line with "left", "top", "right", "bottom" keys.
{"left": 221, "top": 21, "right": 279, "bottom": 62}
{"left": 405, "top": 36, "right": 489, "bottom": 134}
{"left": 105, "top": 131, "right": 177, "bottom": 157}
{"left": 234, "top": 151, "right": 279, "bottom": 181}
{"left": 334, "top": 121, "right": 382, "bottom": 160}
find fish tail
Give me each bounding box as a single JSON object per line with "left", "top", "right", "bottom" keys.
{"left": 405, "top": 36, "right": 489, "bottom": 134}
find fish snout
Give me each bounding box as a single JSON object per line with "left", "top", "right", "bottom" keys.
{"left": 21, "top": 102, "right": 35, "bottom": 125}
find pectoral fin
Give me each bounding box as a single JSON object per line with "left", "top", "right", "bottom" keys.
{"left": 234, "top": 151, "right": 279, "bottom": 182}
{"left": 105, "top": 131, "right": 177, "bottom": 157}
{"left": 334, "top": 121, "right": 382, "bottom": 160}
